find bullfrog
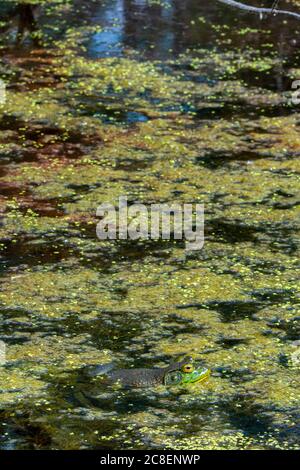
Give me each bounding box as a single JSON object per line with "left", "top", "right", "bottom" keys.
{"left": 85, "top": 357, "right": 210, "bottom": 388}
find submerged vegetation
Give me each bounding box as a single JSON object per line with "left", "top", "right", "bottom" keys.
{"left": 0, "top": 0, "right": 299, "bottom": 450}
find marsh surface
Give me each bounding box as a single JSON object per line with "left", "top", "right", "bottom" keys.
{"left": 0, "top": 0, "right": 299, "bottom": 450}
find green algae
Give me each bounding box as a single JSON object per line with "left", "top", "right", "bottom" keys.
{"left": 0, "top": 0, "right": 300, "bottom": 451}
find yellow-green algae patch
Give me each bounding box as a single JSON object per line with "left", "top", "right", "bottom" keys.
{"left": 0, "top": 368, "right": 46, "bottom": 406}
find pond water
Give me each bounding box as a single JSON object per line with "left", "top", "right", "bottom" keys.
{"left": 0, "top": 0, "right": 299, "bottom": 450}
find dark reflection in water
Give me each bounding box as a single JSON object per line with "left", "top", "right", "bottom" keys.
{"left": 86, "top": 0, "right": 300, "bottom": 66}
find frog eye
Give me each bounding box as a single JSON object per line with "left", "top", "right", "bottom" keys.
{"left": 182, "top": 364, "right": 194, "bottom": 373}
{"left": 164, "top": 371, "right": 183, "bottom": 386}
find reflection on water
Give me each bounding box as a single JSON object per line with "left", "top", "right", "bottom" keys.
{"left": 87, "top": 0, "right": 300, "bottom": 67}
{"left": 88, "top": 0, "right": 125, "bottom": 57}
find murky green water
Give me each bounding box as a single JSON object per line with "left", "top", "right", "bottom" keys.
{"left": 0, "top": 0, "right": 299, "bottom": 450}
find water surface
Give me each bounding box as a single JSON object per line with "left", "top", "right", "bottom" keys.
{"left": 0, "top": 0, "right": 299, "bottom": 450}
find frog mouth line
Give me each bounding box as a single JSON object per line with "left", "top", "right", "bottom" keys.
{"left": 190, "top": 368, "right": 211, "bottom": 384}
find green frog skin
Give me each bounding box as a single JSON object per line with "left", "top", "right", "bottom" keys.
{"left": 87, "top": 357, "right": 211, "bottom": 388}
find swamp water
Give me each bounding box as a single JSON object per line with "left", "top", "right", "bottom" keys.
{"left": 0, "top": 0, "right": 299, "bottom": 449}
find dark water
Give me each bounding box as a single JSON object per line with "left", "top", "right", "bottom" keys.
{"left": 86, "top": 0, "right": 298, "bottom": 61}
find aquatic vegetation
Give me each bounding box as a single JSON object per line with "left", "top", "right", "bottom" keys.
{"left": 0, "top": 0, "right": 299, "bottom": 451}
